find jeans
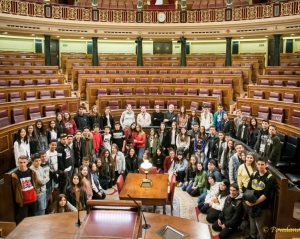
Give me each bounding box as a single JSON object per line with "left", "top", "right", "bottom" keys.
{"left": 203, "top": 156, "right": 210, "bottom": 171}
{"left": 137, "top": 147, "right": 145, "bottom": 161}
{"left": 36, "top": 192, "right": 47, "bottom": 215}
{"left": 249, "top": 209, "right": 268, "bottom": 239}
{"left": 182, "top": 181, "right": 193, "bottom": 191}
{"left": 198, "top": 201, "right": 210, "bottom": 213}
{"left": 197, "top": 187, "right": 207, "bottom": 204}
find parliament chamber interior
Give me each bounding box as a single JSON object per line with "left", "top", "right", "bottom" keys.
{"left": 0, "top": 0, "right": 300, "bottom": 238}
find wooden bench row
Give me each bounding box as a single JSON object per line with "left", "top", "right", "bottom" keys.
{"left": 280, "top": 53, "right": 300, "bottom": 59}
{"left": 0, "top": 85, "right": 72, "bottom": 102}
{"left": 87, "top": 84, "right": 232, "bottom": 110}
{"left": 247, "top": 85, "right": 300, "bottom": 103}
{"left": 0, "top": 74, "right": 65, "bottom": 86}
{"left": 280, "top": 58, "right": 300, "bottom": 66}
{"left": 71, "top": 66, "right": 252, "bottom": 91}
{"left": 0, "top": 52, "right": 44, "bottom": 59}
{"left": 77, "top": 73, "right": 243, "bottom": 99}
{"left": 236, "top": 97, "right": 300, "bottom": 127}
{"left": 62, "top": 53, "right": 265, "bottom": 74}
{"left": 0, "top": 59, "right": 45, "bottom": 66}
{"left": 256, "top": 75, "right": 300, "bottom": 86}
{"left": 0, "top": 97, "right": 80, "bottom": 129}
{"left": 96, "top": 95, "right": 220, "bottom": 113}
{"left": 65, "top": 59, "right": 258, "bottom": 83}
{"left": 265, "top": 66, "right": 300, "bottom": 75}
{"left": 0, "top": 66, "right": 59, "bottom": 75}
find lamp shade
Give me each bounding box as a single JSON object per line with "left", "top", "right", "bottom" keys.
{"left": 141, "top": 160, "right": 152, "bottom": 171}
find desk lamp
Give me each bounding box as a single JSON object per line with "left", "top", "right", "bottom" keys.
{"left": 140, "top": 160, "right": 153, "bottom": 188}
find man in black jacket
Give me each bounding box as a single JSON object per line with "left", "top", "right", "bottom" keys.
{"left": 220, "top": 113, "right": 235, "bottom": 138}
{"left": 263, "top": 124, "right": 281, "bottom": 166}
{"left": 254, "top": 119, "right": 269, "bottom": 156}
{"left": 212, "top": 183, "right": 244, "bottom": 239}
{"left": 163, "top": 104, "right": 177, "bottom": 127}
{"left": 57, "top": 133, "right": 72, "bottom": 194}
{"left": 74, "top": 105, "right": 89, "bottom": 131}
{"left": 203, "top": 125, "right": 218, "bottom": 170}
{"left": 151, "top": 105, "right": 164, "bottom": 127}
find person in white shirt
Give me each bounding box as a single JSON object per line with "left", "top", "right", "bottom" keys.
{"left": 120, "top": 104, "right": 135, "bottom": 129}
{"left": 137, "top": 106, "right": 151, "bottom": 127}
{"left": 200, "top": 105, "right": 213, "bottom": 132}
{"left": 14, "top": 127, "right": 30, "bottom": 166}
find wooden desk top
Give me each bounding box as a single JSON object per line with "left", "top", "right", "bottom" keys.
{"left": 6, "top": 212, "right": 212, "bottom": 239}
{"left": 119, "top": 173, "right": 168, "bottom": 201}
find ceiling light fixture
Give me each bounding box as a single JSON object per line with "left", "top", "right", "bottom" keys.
{"left": 81, "top": 37, "right": 84, "bottom": 38}
{"left": 3, "top": 32, "right": 8, "bottom": 34}
{"left": 104, "top": 37, "right": 107, "bottom": 39}
{"left": 291, "top": 34, "right": 295, "bottom": 36}
{"left": 240, "top": 37, "right": 244, "bottom": 38}
{"left": 217, "top": 38, "right": 220, "bottom": 39}
{"left": 56, "top": 36, "right": 60, "bottom": 38}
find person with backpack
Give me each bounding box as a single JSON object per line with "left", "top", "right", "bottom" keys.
{"left": 245, "top": 156, "right": 274, "bottom": 239}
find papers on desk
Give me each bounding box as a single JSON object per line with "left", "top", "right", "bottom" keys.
{"left": 155, "top": 0, "right": 163, "bottom": 5}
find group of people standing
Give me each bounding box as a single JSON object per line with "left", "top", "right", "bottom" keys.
{"left": 11, "top": 103, "right": 278, "bottom": 239}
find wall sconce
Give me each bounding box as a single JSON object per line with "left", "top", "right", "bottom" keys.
{"left": 140, "top": 160, "right": 153, "bottom": 188}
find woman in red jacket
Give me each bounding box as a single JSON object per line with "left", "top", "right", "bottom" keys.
{"left": 133, "top": 124, "right": 146, "bottom": 161}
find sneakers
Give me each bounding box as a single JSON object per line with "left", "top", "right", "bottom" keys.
{"left": 178, "top": 182, "right": 183, "bottom": 187}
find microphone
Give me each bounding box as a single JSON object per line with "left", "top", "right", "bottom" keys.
{"left": 127, "top": 194, "right": 151, "bottom": 229}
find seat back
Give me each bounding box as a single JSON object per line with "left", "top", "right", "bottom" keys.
{"left": 167, "top": 175, "right": 176, "bottom": 204}
{"left": 25, "top": 92, "right": 37, "bottom": 101}
{"left": 58, "top": 104, "right": 67, "bottom": 113}
{"left": 187, "top": 88, "right": 197, "bottom": 95}
{"left": 97, "top": 89, "right": 107, "bottom": 96}
{"left": 28, "top": 106, "right": 41, "bottom": 120}
{"left": 257, "top": 106, "right": 270, "bottom": 119}
{"left": 212, "top": 89, "right": 222, "bottom": 101}
{"left": 149, "top": 88, "right": 158, "bottom": 95}
{"left": 37, "top": 79, "right": 46, "bottom": 85}
{"left": 9, "top": 92, "right": 21, "bottom": 102}
{"left": 163, "top": 78, "right": 172, "bottom": 84}
{"left": 0, "top": 110, "right": 10, "bottom": 127}
{"left": 213, "top": 79, "right": 222, "bottom": 84}
{"left": 274, "top": 80, "right": 283, "bottom": 86}
{"left": 187, "top": 78, "right": 197, "bottom": 84}
{"left": 175, "top": 78, "right": 184, "bottom": 84}
{"left": 125, "top": 100, "right": 136, "bottom": 109}
{"left": 12, "top": 108, "right": 25, "bottom": 123}
{"left": 100, "top": 78, "right": 109, "bottom": 83}
{"left": 127, "top": 78, "right": 136, "bottom": 83}
{"left": 44, "top": 105, "right": 57, "bottom": 117}
{"left": 199, "top": 89, "right": 209, "bottom": 96}
{"left": 200, "top": 78, "right": 210, "bottom": 84}
{"left": 223, "top": 79, "right": 232, "bottom": 85}
{"left": 39, "top": 91, "right": 51, "bottom": 99}
{"left": 139, "top": 100, "right": 150, "bottom": 109}
{"left": 24, "top": 80, "right": 34, "bottom": 86}
{"left": 151, "top": 78, "right": 160, "bottom": 83}
{"left": 50, "top": 79, "right": 59, "bottom": 85}
{"left": 240, "top": 106, "right": 252, "bottom": 116}
{"left": 107, "top": 101, "right": 119, "bottom": 110}
{"left": 287, "top": 80, "right": 298, "bottom": 87}
{"left": 271, "top": 108, "right": 284, "bottom": 122}
{"left": 136, "top": 88, "right": 146, "bottom": 95}
{"left": 10, "top": 80, "right": 21, "bottom": 87}
{"left": 282, "top": 135, "right": 299, "bottom": 161}
{"left": 167, "top": 100, "right": 178, "bottom": 109}
{"left": 268, "top": 92, "right": 280, "bottom": 101}
{"left": 291, "top": 110, "right": 300, "bottom": 127}
{"left": 122, "top": 88, "right": 133, "bottom": 95}
{"left": 154, "top": 100, "right": 165, "bottom": 109}
{"left": 110, "top": 88, "right": 120, "bottom": 95}
{"left": 283, "top": 93, "right": 295, "bottom": 103}
{"left": 253, "top": 91, "right": 264, "bottom": 99}
{"left": 54, "top": 90, "right": 65, "bottom": 98}
{"left": 174, "top": 88, "right": 184, "bottom": 95}
{"left": 260, "top": 79, "right": 270, "bottom": 86}
{"left": 116, "top": 175, "right": 124, "bottom": 194}
{"left": 140, "top": 78, "right": 149, "bottom": 84}
{"left": 114, "top": 78, "right": 124, "bottom": 83}
{"left": 190, "top": 101, "right": 199, "bottom": 110}
{"left": 0, "top": 93, "right": 6, "bottom": 103}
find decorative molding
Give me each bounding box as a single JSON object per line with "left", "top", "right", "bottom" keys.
{"left": 0, "top": 0, "right": 300, "bottom": 23}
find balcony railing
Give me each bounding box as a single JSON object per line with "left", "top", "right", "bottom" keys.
{"left": 0, "top": 0, "right": 299, "bottom": 23}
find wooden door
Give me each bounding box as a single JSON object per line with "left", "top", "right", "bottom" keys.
{"left": 50, "top": 39, "right": 59, "bottom": 66}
